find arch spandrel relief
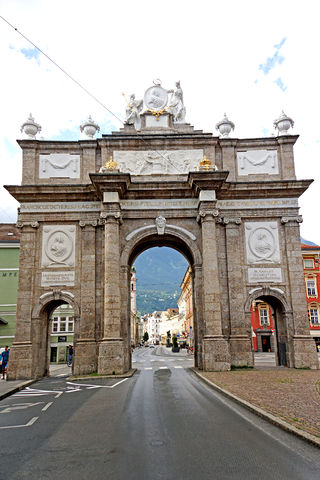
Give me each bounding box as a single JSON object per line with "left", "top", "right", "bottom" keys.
{"left": 41, "top": 225, "right": 76, "bottom": 268}
{"left": 245, "top": 221, "right": 280, "bottom": 264}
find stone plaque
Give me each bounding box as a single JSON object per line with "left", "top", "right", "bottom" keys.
{"left": 145, "top": 114, "right": 169, "bottom": 128}
{"left": 245, "top": 221, "right": 280, "bottom": 264}
{"left": 42, "top": 225, "right": 76, "bottom": 268}
{"left": 114, "top": 149, "right": 203, "bottom": 175}
{"left": 41, "top": 271, "right": 75, "bottom": 286}
{"left": 39, "top": 153, "right": 80, "bottom": 179}
{"left": 237, "top": 150, "right": 278, "bottom": 176}
{"left": 248, "top": 268, "right": 282, "bottom": 283}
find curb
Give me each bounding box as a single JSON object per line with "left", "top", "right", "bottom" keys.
{"left": 0, "top": 379, "right": 37, "bottom": 401}
{"left": 68, "top": 368, "right": 137, "bottom": 381}
{"left": 192, "top": 368, "right": 320, "bottom": 449}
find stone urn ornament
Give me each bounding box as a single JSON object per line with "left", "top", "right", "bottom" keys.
{"left": 20, "top": 113, "right": 42, "bottom": 139}
{"left": 80, "top": 115, "right": 100, "bottom": 138}
{"left": 215, "top": 113, "right": 235, "bottom": 137}
{"left": 273, "top": 111, "right": 294, "bottom": 136}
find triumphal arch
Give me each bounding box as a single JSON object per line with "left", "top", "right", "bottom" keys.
{"left": 7, "top": 81, "right": 319, "bottom": 379}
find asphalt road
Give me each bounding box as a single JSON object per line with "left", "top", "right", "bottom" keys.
{"left": 0, "top": 346, "right": 319, "bottom": 480}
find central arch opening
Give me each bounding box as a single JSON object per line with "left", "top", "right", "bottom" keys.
{"left": 126, "top": 233, "right": 200, "bottom": 368}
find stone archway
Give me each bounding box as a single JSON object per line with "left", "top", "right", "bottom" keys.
{"left": 9, "top": 290, "right": 80, "bottom": 379}
{"left": 6, "top": 98, "right": 319, "bottom": 379}
{"left": 245, "top": 287, "right": 292, "bottom": 366}
{"left": 120, "top": 226, "right": 203, "bottom": 368}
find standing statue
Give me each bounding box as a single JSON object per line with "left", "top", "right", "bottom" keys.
{"left": 167, "top": 81, "right": 186, "bottom": 123}
{"left": 124, "top": 94, "right": 143, "bottom": 130}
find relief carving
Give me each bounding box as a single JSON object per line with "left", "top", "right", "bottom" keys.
{"left": 42, "top": 226, "right": 75, "bottom": 268}
{"left": 39, "top": 153, "right": 80, "bottom": 179}
{"left": 155, "top": 216, "right": 166, "bottom": 235}
{"left": 245, "top": 222, "right": 280, "bottom": 264}
{"left": 114, "top": 149, "right": 203, "bottom": 175}
{"left": 237, "top": 150, "right": 278, "bottom": 176}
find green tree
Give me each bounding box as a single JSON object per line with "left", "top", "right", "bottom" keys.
{"left": 143, "top": 331, "right": 149, "bottom": 342}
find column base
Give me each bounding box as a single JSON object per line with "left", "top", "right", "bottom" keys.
{"left": 7, "top": 342, "right": 33, "bottom": 380}
{"left": 98, "top": 338, "right": 128, "bottom": 375}
{"left": 292, "top": 335, "right": 319, "bottom": 369}
{"left": 73, "top": 339, "right": 97, "bottom": 376}
{"left": 229, "top": 335, "right": 254, "bottom": 367}
{"left": 203, "top": 335, "right": 231, "bottom": 371}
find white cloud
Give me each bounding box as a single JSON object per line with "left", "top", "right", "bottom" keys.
{"left": 1, "top": 0, "right": 320, "bottom": 242}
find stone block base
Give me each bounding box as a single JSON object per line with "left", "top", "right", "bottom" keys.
{"left": 203, "top": 335, "right": 231, "bottom": 371}
{"left": 7, "top": 342, "right": 33, "bottom": 380}
{"left": 292, "top": 335, "right": 319, "bottom": 369}
{"left": 230, "top": 335, "right": 254, "bottom": 367}
{"left": 98, "top": 338, "right": 128, "bottom": 375}
{"left": 73, "top": 339, "right": 97, "bottom": 376}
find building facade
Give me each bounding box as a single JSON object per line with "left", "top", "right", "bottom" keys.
{"left": 302, "top": 242, "right": 320, "bottom": 350}
{"left": 0, "top": 224, "right": 20, "bottom": 348}
{"left": 6, "top": 81, "right": 319, "bottom": 378}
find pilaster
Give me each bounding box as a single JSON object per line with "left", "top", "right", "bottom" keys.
{"left": 73, "top": 221, "right": 99, "bottom": 375}
{"left": 222, "top": 216, "right": 253, "bottom": 367}
{"left": 282, "top": 215, "right": 319, "bottom": 369}
{"left": 8, "top": 222, "right": 39, "bottom": 379}
{"left": 198, "top": 191, "right": 230, "bottom": 371}
{"left": 98, "top": 194, "right": 127, "bottom": 374}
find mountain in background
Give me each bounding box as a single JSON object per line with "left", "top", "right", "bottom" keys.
{"left": 134, "top": 247, "right": 188, "bottom": 315}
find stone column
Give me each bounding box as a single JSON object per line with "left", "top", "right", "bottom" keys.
{"left": 198, "top": 191, "right": 230, "bottom": 371}
{"left": 98, "top": 193, "right": 126, "bottom": 374}
{"left": 73, "top": 221, "right": 98, "bottom": 376}
{"left": 8, "top": 222, "right": 39, "bottom": 379}
{"left": 282, "top": 216, "right": 319, "bottom": 369}
{"left": 223, "top": 217, "right": 253, "bottom": 367}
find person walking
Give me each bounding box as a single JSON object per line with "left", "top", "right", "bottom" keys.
{"left": 68, "top": 345, "right": 73, "bottom": 367}
{"left": 1, "top": 346, "right": 9, "bottom": 379}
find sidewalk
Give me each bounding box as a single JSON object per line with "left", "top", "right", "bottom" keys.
{"left": 195, "top": 367, "right": 320, "bottom": 447}
{"left": 0, "top": 378, "right": 36, "bottom": 401}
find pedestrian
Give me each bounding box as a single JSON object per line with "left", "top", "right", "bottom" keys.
{"left": 1, "top": 346, "right": 9, "bottom": 380}
{"left": 68, "top": 345, "right": 73, "bottom": 366}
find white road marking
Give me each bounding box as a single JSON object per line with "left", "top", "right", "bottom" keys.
{"left": 144, "top": 367, "right": 152, "bottom": 370}
{"left": 159, "top": 367, "right": 169, "bottom": 370}
{"left": 42, "top": 402, "right": 53, "bottom": 412}
{"left": 65, "top": 378, "right": 128, "bottom": 391}
{"left": 13, "top": 387, "right": 61, "bottom": 398}
{"left": 55, "top": 392, "right": 63, "bottom": 398}
{"left": 0, "top": 416, "right": 39, "bottom": 430}
{"left": 0, "top": 402, "right": 44, "bottom": 414}
{"left": 174, "top": 366, "right": 183, "bottom": 369}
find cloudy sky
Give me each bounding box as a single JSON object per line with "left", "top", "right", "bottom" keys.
{"left": 1, "top": 0, "right": 319, "bottom": 242}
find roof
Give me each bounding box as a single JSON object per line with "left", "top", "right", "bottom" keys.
{"left": 301, "top": 244, "right": 320, "bottom": 251}
{"left": 0, "top": 224, "right": 20, "bottom": 243}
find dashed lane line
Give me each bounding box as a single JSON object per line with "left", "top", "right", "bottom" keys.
{"left": 42, "top": 402, "right": 53, "bottom": 412}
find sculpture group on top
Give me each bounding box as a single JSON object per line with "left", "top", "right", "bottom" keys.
{"left": 124, "top": 80, "right": 186, "bottom": 129}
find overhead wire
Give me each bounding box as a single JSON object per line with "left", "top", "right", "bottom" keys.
{"left": 0, "top": 15, "right": 173, "bottom": 163}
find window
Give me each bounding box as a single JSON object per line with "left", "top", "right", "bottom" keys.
{"left": 310, "top": 308, "right": 319, "bottom": 325}
{"left": 68, "top": 317, "right": 74, "bottom": 332}
{"left": 304, "top": 258, "right": 314, "bottom": 269}
{"left": 52, "top": 317, "right": 58, "bottom": 332}
{"left": 307, "top": 279, "right": 316, "bottom": 297}
{"left": 51, "top": 316, "right": 74, "bottom": 333}
{"left": 259, "top": 308, "right": 269, "bottom": 326}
